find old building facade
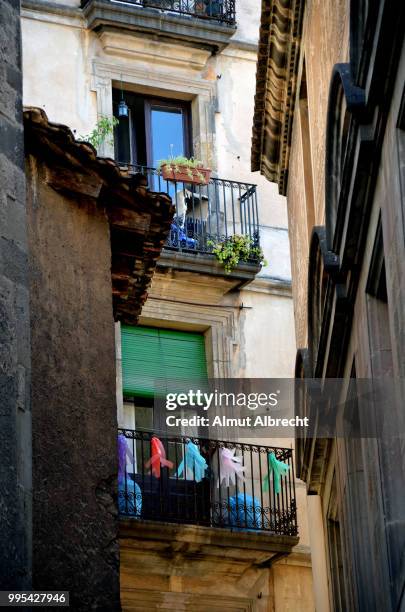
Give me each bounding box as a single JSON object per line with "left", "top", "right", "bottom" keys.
{"left": 0, "top": 0, "right": 32, "bottom": 590}
{"left": 24, "top": 106, "right": 175, "bottom": 608}
{"left": 10, "top": 0, "right": 316, "bottom": 610}
{"left": 252, "top": 0, "right": 405, "bottom": 610}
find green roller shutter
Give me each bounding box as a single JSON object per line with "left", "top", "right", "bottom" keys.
{"left": 121, "top": 325, "right": 208, "bottom": 398}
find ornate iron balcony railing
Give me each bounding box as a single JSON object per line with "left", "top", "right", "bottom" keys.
{"left": 121, "top": 164, "right": 260, "bottom": 257}
{"left": 118, "top": 428, "right": 297, "bottom": 536}
{"left": 96, "top": 0, "right": 237, "bottom": 26}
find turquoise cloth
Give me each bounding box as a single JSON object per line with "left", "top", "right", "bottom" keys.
{"left": 177, "top": 441, "right": 208, "bottom": 482}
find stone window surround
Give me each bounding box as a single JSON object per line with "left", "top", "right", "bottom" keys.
{"left": 91, "top": 60, "right": 217, "bottom": 168}
{"left": 115, "top": 300, "right": 237, "bottom": 426}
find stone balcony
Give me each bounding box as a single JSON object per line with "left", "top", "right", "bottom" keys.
{"left": 82, "top": 0, "right": 237, "bottom": 53}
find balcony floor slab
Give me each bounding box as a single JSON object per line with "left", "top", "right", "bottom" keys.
{"left": 157, "top": 249, "right": 261, "bottom": 292}
{"left": 83, "top": 0, "right": 236, "bottom": 52}
{"left": 120, "top": 518, "right": 299, "bottom": 610}
{"left": 120, "top": 518, "right": 299, "bottom": 558}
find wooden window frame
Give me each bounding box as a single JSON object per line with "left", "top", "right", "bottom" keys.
{"left": 113, "top": 89, "right": 192, "bottom": 166}
{"left": 144, "top": 96, "right": 192, "bottom": 167}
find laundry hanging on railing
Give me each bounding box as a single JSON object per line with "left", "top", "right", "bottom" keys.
{"left": 145, "top": 436, "right": 174, "bottom": 479}
{"left": 228, "top": 493, "right": 263, "bottom": 530}
{"left": 117, "top": 433, "right": 142, "bottom": 516}
{"left": 118, "top": 433, "right": 133, "bottom": 482}
{"left": 177, "top": 440, "right": 208, "bottom": 483}
{"left": 217, "top": 447, "right": 246, "bottom": 487}
{"left": 170, "top": 222, "right": 197, "bottom": 249}
{"left": 263, "top": 452, "right": 290, "bottom": 495}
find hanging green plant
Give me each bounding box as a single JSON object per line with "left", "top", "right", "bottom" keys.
{"left": 78, "top": 116, "right": 119, "bottom": 150}
{"left": 208, "top": 235, "right": 267, "bottom": 273}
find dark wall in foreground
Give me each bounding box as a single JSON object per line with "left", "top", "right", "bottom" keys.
{"left": 0, "top": 0, "right": 32, "bottom": 589}
{"left": 26, "top": 161, "right": 120, "bottom": 610}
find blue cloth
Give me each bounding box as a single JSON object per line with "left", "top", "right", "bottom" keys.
{"left": 118, "top": 478, "right": 142, "bottom": 516}
{"left": 227, "top": 493, "right": 262, "bottom": 529}
{"left": 171, "top": 223, "right": 197, "bottom": 248}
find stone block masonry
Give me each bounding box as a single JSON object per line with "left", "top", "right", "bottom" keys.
{"left": 0, "top": 0, "right": 32, "bottom": 590}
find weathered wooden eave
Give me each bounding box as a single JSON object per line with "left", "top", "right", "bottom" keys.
{"left": 251, "top": 0, "right": 305, "bottom": 196}
{"left": 23, "top": 106, "right": 175, "bottom": 324}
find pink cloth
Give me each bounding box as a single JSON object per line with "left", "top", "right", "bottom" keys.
{"left": 217, "top": 447, "right": 246, "bottom": 488}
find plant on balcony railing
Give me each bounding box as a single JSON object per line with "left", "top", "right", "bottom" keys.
{"left": 78, "top": 116, "right": 119, "bottom": 150}
{"left": 118, "top": 164, "right": 260, "bottom": 256}
{"left": 158, "top": 156, "right": 212, "bottom": 186}
{"left": 117, "top": 428, "right": 297, "bottom": 536}
{"left": 208, "top": 234, "right": 267, "bottom": 273}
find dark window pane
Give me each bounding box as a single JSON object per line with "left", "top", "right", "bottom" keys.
{"left": 134, "top": 401, "right": 154, "bottom": 430}
{"left": 113, "top": 102, "right": 131, "bottom": 164}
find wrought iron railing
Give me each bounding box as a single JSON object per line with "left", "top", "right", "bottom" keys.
{"left": 94, "top": 0, "right": 237, "bottom": 26}
{"left": 118, "top": 428, "right": 297, "bottom": 535}
{"left": 120, "top": 164, "right": 260, "bottom": 257}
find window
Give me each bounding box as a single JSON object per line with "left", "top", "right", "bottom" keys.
{"left": 120, "top": 325, "right": 209, "bottom": 517}
{"left": 121, "top": 325, "right": 208, "bottom": 432}
{"left": 396, "top": 84, "right": 405, "bottom": 244}
{"left": 327, "top": 474, "right": 348, "bottom": 612}
{"left": 366, "top": 216, "right": 393, "bottom": 376}
{"left": 113, "top": 89, "right": 192, "bottom": 167}
{"left": 343, "top": 364, "right": 374, "bottom": 610}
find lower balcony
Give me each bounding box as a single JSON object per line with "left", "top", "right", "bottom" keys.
{"left": 119, "top": 430, "right": 300, "bottom": 610}
{"left": 118, "top": 428, "right": 297, "bottom": 536}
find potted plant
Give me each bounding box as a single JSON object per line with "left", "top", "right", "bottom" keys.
{"left": 157, "top": 156, "right": 212, "bottom": 185}
{"left": 208, "top": 235, "right": 267, "bottom": 273}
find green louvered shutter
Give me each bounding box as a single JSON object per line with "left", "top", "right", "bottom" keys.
{"left": 121, "top": 325, "right": 207, "bottom": 398}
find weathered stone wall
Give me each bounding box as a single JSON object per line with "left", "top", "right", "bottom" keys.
{"left": 0, "top": 0, "right": 32, "bottom": 589}
{"left": 120, "top": 520, "right": 312, "bottom": 612}
{"left": 26, "top": 160, "right": 120, "bottom": 609}
{"left": 287, "top": 0, "right": 349, "bottom": 348}
{"left": 339, "top": 37, "right": 405, "bottom": 610}
{"left": 286, "top": 2, "right": 405, "bottom": 609}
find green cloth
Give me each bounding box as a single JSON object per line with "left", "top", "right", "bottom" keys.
{"left": 263, "top": 452, "right": 290, "bottom": 495}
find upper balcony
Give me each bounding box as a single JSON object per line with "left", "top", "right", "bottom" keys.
{"left": 120, "top": 163, "right": 262, "bottom": 288}
{"left": 82, "top": 0, "right": 237, "bottom": 53}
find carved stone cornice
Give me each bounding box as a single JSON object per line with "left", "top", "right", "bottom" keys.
{"left": 251, "top": 0, "right": 305, "bottom": 196}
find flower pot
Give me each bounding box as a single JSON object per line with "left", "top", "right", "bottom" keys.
{"left": 160, "top": 163, "right": 212, "bottom": 185}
